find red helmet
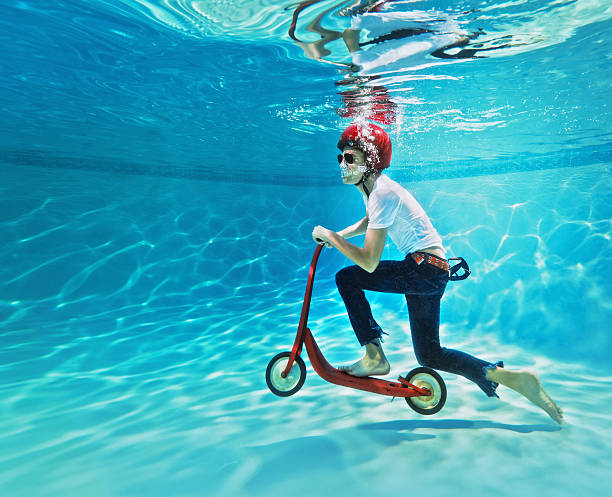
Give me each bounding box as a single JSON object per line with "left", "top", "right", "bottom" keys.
{"left": 337, "top": 122, "right": 392, "bottom": 171}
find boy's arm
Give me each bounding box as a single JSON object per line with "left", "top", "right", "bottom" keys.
{"left": 337, "top": 216, "right": 369, "bottom": 239}
{"left": 319, "top": 226, "right": 387, "bottom": 273}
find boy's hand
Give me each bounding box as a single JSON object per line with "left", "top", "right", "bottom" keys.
{"left": 312, "top": 225, "right": 333, "bottom": 248}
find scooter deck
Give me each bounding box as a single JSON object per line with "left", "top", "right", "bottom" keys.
{"left": 303, "top": 328, "right": 429, "bottom": 398}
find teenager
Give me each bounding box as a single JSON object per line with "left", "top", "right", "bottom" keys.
{"left": 312, "top": 122, "right": 563, "bottom": 424}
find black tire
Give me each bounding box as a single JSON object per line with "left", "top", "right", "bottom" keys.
{"left": 265, "top": 352, "right": 307, "bottom": 397}
{"left": 403, "top": 367, "right": 447, "bottom": 415}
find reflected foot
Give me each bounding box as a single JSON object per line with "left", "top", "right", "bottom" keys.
{"left": 488, "top": 368, "right": 564, "bottom": 424}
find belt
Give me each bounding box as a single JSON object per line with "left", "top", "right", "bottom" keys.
{"left": 411, "top": 252, "right": 450, "bottom": 272}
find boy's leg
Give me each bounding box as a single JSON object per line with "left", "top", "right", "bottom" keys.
{"left": 405, "top": 294, "right": 563, "bottom": 423}
{"left": 335, "top": 257, "right": 454, "bottom": 377}
{"left": 335, "top": 261, "right": 405, "bottom": 346}
{"left": 335, "top": 261, "right": 407, "bottom": 376}
{"left": 405, "top": 293, "right": 501, "bottom": 398}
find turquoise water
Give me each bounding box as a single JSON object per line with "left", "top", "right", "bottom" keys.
{"left": 1, "top": 1, "right": 611, "bottom": 496}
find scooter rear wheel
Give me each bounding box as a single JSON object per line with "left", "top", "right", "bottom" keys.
{"left": 266, "top": 352, "right": 306, "bottom": 397}
{"left": 403, "top": 367, "right": 447, "bottom": 415}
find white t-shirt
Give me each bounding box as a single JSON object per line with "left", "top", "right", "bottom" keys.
{"left": 365, "top": 174, "right": 444, "bottom": 255}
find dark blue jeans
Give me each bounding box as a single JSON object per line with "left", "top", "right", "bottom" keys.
{"left": 335, "top": 254, "right": 500, "bottom": 397}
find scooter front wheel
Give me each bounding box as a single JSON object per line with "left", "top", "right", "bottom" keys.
{"left": 266, "top": 352, "right": 306, "bottom": 397}
{"left": 403, "top": 367, "right": 447, "bottom": 415}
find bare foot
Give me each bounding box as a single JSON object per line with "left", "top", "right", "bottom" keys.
{"left": 338, "top": 357, "right": 391, "bottom": 377}
{"left": 338, "top": 340, "right": 391, "bottom": 377}
{"left": 487, "top": 368, "right": 564, "bottom": 424}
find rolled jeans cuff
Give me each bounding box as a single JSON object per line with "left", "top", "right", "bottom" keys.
{"left": 481, "top": 361, "right": 504, "bottom": 398}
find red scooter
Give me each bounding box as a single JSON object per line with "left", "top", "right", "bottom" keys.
{"left": 265, "top": 244, "right": 447, "bottom": 415}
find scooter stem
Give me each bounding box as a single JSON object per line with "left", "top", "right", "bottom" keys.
{"left": 297, "top": 243, "right": 324, "bottom": 333}
{"left": 282, "top": 244, "right": 324, "bottom": 378}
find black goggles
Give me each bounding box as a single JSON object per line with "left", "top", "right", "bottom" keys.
{"left": 337, "top": 152, "right": 356, "bottom": 164}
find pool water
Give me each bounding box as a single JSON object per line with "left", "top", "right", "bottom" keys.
{"left": 1, "top": 1, "right": 611, "bottom": 496}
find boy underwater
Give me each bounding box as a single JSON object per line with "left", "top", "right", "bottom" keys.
{"left": 312, "top": 123, "right": 563, "bottom": 424}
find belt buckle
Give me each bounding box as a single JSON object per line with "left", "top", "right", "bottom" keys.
{"left": 413, "top": 253, "right": 425, "bottom": 265}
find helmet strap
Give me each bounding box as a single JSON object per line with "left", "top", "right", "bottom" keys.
{"left": 357, "top": 169, "right": 374, "bottom": 197}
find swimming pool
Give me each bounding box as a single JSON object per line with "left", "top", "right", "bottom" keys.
{"left": 1, "top": 1, "right": 611, "bottom": 496}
